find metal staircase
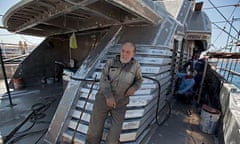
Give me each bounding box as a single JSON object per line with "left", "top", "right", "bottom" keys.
{"left": 58, "top": 43, "right": 172, "bottom": 143}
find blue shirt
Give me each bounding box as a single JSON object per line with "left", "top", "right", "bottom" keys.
{"left": 176, "top": 72, "right": 195, "bottom": 94}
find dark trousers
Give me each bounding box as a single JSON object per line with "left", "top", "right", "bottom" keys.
{"left": 175, "top": 93, "right": 193, "bottom": 104}
{"left": 86, "top": 94, "right": 126, "bottom": 144}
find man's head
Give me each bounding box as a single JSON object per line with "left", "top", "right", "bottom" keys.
{"left": 193, "top": 52, "right": 200, "bottom": 60}
{"left": 120, "top": 42, "right": 136, "bottom": 64}
{"left": 186, "top": 68, "right": 197, "bottom": 77}
{"left": 187, "top": 69, "right": 194, "bottom": 76}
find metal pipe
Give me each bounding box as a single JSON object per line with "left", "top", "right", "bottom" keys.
{"left": 222, "top": 18, "right": 234, "bottom": 78}
{"left": 70, "top": 76, "right": 100, "bottom": 82}
{"left": 197, "top": 58, "right": 208, "bottom": 105}
{"left": 71, "top": 75, "right": 98, "bottom": 144}
{"left": 218, "top": 67, "right": 240, "bottom": 77}
{"left": 227, "top": 58, "right": 235, "bottom": 81}
{"left": 230, "top": 30, "right": 240, "bottom": 81}
{"left": 0, "top": 46, "right": 13, "bottom": 106}
{"left": 231, "top": 59, "right": 239, "bottom": 81}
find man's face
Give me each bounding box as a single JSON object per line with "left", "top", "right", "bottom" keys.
{"left": 194, "top": 53, "right": 200, "bottom": 60}
{"left": 120, "top": 43, "right": 135, "bottom": 63}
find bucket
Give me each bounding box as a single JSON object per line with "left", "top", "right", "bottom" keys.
{"left": 13, "top": 78, "right": 25, "bottom": 90}
{"left": 199, "top": 104, "right": 221, "bottom": 134}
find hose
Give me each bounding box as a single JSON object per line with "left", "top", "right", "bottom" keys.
{"left": 143, "top": 75, "right": 171, "bottom": 127}
{"left": 3, "top": 97, "right": 56, "bottom": 143}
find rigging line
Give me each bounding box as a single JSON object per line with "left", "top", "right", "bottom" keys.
{"left": 204, "top": 3, "right": 240, "bottom": 10}
{"left": 223, "top": 18, "right": 236, "bottom": 79}
{"left": 213, "top": 4, "right": 237, "bottom": 43}
{"left": 213, "top": 24, "right": 234, "bottom": 45}
{"left": 212, "top": 23, "right": 238, "bottom": 41}
{"left": 213, "top": 29, "right": 224, "bottom": 43}
{"left": 212, "top": 18, "right": 240, "bottom": 24}
{"left": 230, "top": 32, "right": 240, "bottom": 81}
{"left": 208, "top": 0, "right": 239, "bottom": 34}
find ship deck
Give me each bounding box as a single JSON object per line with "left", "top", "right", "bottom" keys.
{"left": 148, "top": 101, "right": 220, "bottom": 144}
{"left": 0, "top": 82, "right": 63, "bottom": 144}
{"left": 0, "top": 82, "right": 220, "bottom": 144}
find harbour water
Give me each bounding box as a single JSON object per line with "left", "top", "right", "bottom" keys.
{"left": 217, "top": 60, "right": 240, "bottom": 88}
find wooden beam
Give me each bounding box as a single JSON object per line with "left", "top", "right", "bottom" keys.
{"left": 207, "top": 52, "right": 240, "bottom": 59}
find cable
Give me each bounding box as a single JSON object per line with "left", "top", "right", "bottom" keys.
{"left": 3, "top": 97, "right": 56, "bottom": 143}
{"left": 212, "top": 3, "right": 237, "bottom": 43}
{"left": 8, "top": 129, "right": 47, "bottom": 144}
{"left": 34, "top": 129, "right": 48, "bottom": 144}
{"left": 204, "top": 3, "right": 240, "bottom": 10}
{"left": 143, "top": 75, "right": 171, "bottom": 127}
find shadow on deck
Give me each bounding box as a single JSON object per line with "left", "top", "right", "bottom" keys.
{"left": 0, "top": 82, "right": 63, "bottom": 144}
{"left": 149, "top": 100, "right": 219, "bottom": 144}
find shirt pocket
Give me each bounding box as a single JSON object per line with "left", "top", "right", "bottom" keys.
{"left": 109, "top": 68, "right": 118, "bottom": 80}
{"left": 122, "top": 71, "right": 135, "bottom": 85}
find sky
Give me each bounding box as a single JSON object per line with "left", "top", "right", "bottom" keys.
{"left": 0, "top": 0, "right": 240, "bottom": 50}
{"left": 0, "top": 0, "right": 45, "bottom": 46}
{"left": 197, "top": 0, "right": 240, "bottom": 52}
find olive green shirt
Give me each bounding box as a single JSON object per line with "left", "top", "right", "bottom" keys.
{"left": 99, "top": 55, "right": 143, "bottom": 105}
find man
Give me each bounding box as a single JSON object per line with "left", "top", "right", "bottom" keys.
{"left": 184, "top": 52, "right": 205, "bottom": 91}
{"left": 184, "top": 52, "right": 202, "bottom": 72}
{"left": 175, "top": 69, "right": 195, "bottom": 104}
{"left": 86, "top": 42, "right": 143, "bottom": 144}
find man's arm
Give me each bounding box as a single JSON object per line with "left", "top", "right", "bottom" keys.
{"left": 176, "top": 72, "right": 187, "bottom": 78}
{"left": 132, "top": 63, "right": 143, "bottom": 90}
{"left": 178, "top": 79, "right": 195, "bottom": 94}
{"left": 100, "top": 60, "right": 114, "bottom": 99}
{"left": 125, "top": 63, "right": 143, "bottom": 96}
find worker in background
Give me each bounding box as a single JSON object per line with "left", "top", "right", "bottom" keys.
{"left": 175, "top": 69, "right": 195, "bottom": 104}
{"left": 184, "top": 52, "right": 205, "bottom": 92}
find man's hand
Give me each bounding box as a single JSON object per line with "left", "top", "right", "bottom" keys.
{"left": 106, "top": 97, "right": 116, "bottom": 108}
{"left": 125, "top": 87, "right": 136, "bottom": 97}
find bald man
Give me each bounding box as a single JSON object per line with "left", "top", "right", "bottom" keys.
{"left": 86, "top": 42, "right": 143, "bottom": 144}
